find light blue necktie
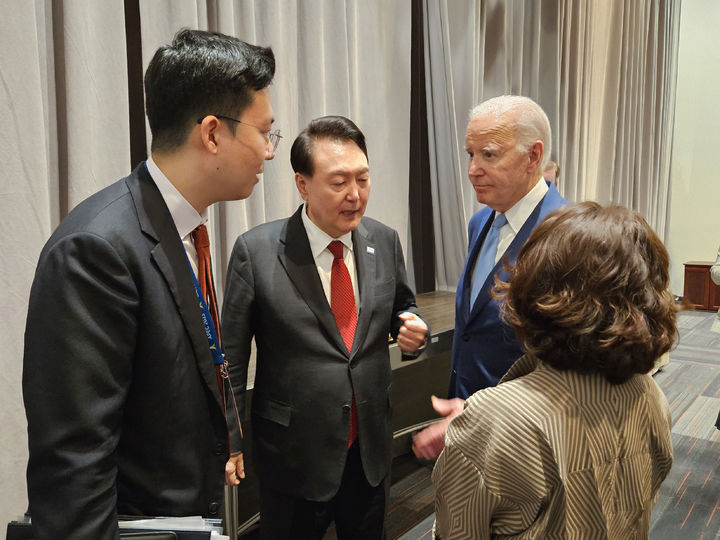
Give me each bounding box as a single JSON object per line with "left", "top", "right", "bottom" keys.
{"left": 470, "top": 213, "right": 507, "bottom": 306}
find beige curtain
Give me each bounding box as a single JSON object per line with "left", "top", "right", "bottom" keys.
{"left": 559, "top": 0, "right": 680, "bottom": 234}
{"left": 425, "top": 0, "right": 681, "bottom": 290}
{"left": 0, "top": 0, "right": 130, "bottom": 525}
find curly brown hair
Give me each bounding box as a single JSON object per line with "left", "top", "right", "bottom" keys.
{"left": 494, "top": 202, "right": 679, "bottom": 384}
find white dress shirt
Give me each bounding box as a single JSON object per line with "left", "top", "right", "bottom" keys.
{"left": 301, "top": 204, "right": 360, "bottom": 314}
{"left": 146, "top": 156, "right": 208, "bottom": 276}
{"left": 494, "top": 177, "right": 549, "bottom": 263}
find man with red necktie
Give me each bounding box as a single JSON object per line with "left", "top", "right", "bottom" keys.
{"left": 222, "top": 116, "right": 429, "bottom": 540}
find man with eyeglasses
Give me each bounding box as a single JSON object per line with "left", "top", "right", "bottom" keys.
{"left": 23, "top": 29, "right": 276, "bottom": 539}
{"left": 222, "top": 116, "right": 429, "bottom": 539}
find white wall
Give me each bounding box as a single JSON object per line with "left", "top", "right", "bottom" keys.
{"left": 666, "top": 0, "right": 720, "bottom": 294}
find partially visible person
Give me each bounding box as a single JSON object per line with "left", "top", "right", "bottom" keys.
{"left": 543, "top": 159, "right": 560, "bottom": 187}
{"left": 413, "top": 95, "right": 566, "bottom": 460}
{"left": 712, "top": 244, "right": 720, "bottom": 429}
{"left": 222, "top": 116, "right": 428, "bottom": 539}
{"left": 712, "top": 244, "right": 720, "bottom": 335}
{"left": 23, "top": 29, "right": 277, "bottom": 539}
{"left": 432, "top": 202, "right": 677, "bottom": 539}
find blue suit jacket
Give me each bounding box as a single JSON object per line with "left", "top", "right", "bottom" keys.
{"left": 448, "top": 181, "right": 567, "bottom": 399}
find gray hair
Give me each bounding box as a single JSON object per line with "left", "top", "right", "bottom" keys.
{"left": 469, "top": 95, "right": 551, "bottom": 170}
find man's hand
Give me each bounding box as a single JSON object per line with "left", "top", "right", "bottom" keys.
{"left": 225, "top": 453, "right": 245, "bottom": 486}
{"left": 412, "top": 396, "right": 465, "bottom": 460}
{"left": 397, "top": 312, "right": 429, "bottom": 352}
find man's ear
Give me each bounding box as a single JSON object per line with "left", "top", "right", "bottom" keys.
{"left": 197, "top": 116, "right": 222, "bottom": 155}
{"left": 295, "top": 172, "right": 310, "bottom": 201}
{"left": 527, "top": 140, "right": 543, "bottom": 173}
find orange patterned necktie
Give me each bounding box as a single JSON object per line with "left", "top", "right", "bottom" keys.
{"left": 328, "top": 240, "right": 358, "bottom": 447}
{"left": 192, "top": 224, "right": 224, "bottom": 400}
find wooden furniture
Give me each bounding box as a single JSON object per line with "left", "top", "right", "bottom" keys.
{"left": 683, "top": 261, "right": 720, "bottom": 310}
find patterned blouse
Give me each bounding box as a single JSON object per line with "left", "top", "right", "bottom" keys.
{"left": 432, "top": 355, "right": 673, "bottom": 539}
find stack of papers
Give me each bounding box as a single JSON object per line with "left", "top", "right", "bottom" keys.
{"left": 118, "top": 516, "right": 228, "bottom": 539}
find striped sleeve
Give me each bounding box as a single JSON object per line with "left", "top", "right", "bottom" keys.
{"left": 432, "top": 442, "right": 501, "bottom": 540}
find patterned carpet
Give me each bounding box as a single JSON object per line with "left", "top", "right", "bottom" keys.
{"left": 649, "top": 310, "right": 720, "bottom": 540}
{"left": 390, "top": 310, "right": 720, "bottom": 540}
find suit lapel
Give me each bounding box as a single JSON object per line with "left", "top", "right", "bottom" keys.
{"left": 126, "top": 164, "right": 224, "bottom": 409}
{"left": 351, "top": 222, "right": 374, "bottom": 358}
{"left": 463, "top": 212, "right": 494, "bottom": 322}
{"left": 278, "top": 207, "right": 349, "bottom": 355}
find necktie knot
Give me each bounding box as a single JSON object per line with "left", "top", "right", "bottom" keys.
{"left": 192, "top": 224, "right": 210, "bottom": 249}
{"left": 492, "top": 213, "right": 507, "bottom": 231}
{"left": 328, "top": 240, "right": 344, "bottom": 260}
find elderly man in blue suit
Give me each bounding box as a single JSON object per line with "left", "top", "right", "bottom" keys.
{"left": 413, "top": 95, "right": 567, "bottom": 459}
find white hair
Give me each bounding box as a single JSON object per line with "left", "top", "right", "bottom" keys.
{"left": 469, "top": 95, "right": 552, "bottom": 170}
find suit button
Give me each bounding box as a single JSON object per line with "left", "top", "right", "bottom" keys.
{"left": 342, "top": 404, "right": 351, "bottom": 412}
{"left": 214, "top": 442, "right": 224, "bottom": 456}
{"left": 208, "top": 501, "right": 220, "bottom": 515}
{"left": 462, "top": 333, "right": 470, "bottom": 341}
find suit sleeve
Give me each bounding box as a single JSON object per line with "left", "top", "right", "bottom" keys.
{"left": 23, "top": 233, "right": 138, "bottom": 540}
{"left": 221, "top": 234, "right": 255, "bottom": 452}
{"left": 388, "top": 230, "right": 429, "bottom": 358}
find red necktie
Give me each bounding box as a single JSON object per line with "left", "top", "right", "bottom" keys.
{"left": 192, "top": 224, "right": 225, "bottom": 400}
{"left": 328, "top": 241, "right": 358, "bottom": 447}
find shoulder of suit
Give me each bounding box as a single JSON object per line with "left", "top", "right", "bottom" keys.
{"left": 470, "top": 206, "right": 493, "bottom": 221}
{"left": 44, "top": 177, "right": 136, "bottom": 249}
{"left": 72, "top": 177, "right": 133, "bottom": 219}
{"left": 542, "top": 184, "right": 568, "bottom": 208}
{"left": 356, "top": 216, "right": 399, "bottom": 245}
{"left": 359, "top": 215, "right": 395, "bottom": 233}
{"left": 241, "top": 216, "right": 289, "bottom": 243}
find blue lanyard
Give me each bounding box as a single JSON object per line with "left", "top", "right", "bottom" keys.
{"left": 185, "top": 254, "right": 244, "bottom": 437}
{"left": 186, "top": 257, "right": 225, "bottom": 367}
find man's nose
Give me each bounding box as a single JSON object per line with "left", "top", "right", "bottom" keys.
{"left": 346, "top": 184, "right": 360, "bottom": 200}
{"left": 468, "top": 157, "right": 483, "bottom": 175}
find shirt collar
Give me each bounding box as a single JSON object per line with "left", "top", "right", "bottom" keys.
{"left": 146, "top": 155, "right": 207, "bottom": 239}
{"left": 502, "top": 177, "right": 549, "bottom": 233}
{"left": 301, "top": 204, "right": 354, "bottom": 258}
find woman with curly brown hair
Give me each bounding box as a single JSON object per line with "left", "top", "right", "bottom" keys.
{"left": 432, "top": 202, "right": 678, "bottom": 540}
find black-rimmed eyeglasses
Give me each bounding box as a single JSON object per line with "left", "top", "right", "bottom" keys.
{"left": 197, "top": 115, "right": 282, "bottom": 152}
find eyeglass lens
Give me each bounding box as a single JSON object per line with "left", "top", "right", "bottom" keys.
{"left": 268, "top": 131, "right": 281, "bottom": 152}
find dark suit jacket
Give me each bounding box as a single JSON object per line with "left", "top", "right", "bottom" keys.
{"left": 222, "top": 206, "right": 422, "bottom": 501}
{"left": 23, "top": 164, "right": 228, "bottom": 539}
{"left": 448, "top": 181, "right": 567, "bottom": 399}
